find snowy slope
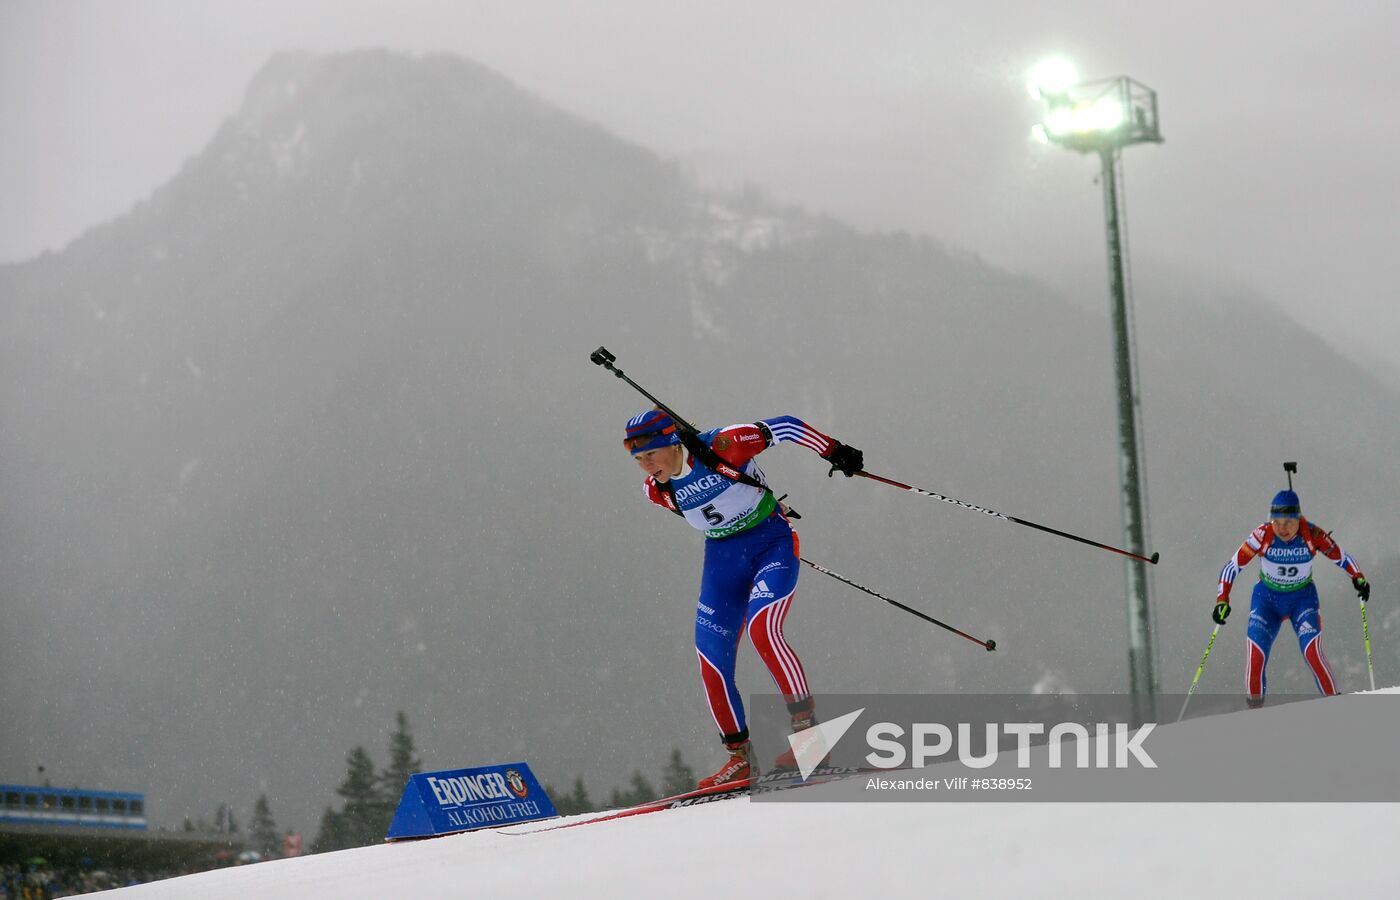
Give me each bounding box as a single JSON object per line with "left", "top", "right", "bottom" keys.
{"left": 101, "top": 692, "right": 1400, "bottom": 899}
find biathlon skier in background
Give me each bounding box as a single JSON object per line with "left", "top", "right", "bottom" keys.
{"left": 622, "top": 409, "right": 863, "bottom": 788}
{"left": 1214, "top": 488, "right": 1370, "bottom": 707}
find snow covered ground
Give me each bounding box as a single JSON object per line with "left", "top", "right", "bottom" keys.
{"left": 100, "top": 691, "right": 1400, "bottom": 898}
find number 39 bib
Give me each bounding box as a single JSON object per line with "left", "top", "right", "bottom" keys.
{"left": 1260, "top": 539, "right": 1315, "bottom": 591}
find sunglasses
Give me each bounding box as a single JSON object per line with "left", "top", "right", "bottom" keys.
{"left": 623, "top": 428, "right": 675, "bottom": 452}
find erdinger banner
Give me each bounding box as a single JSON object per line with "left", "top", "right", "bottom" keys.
{"left": 747, "top": 693, "right": 1400, "bottom": 802}
{"left": 386, "top": 762, "right": 557, "bottom": 840}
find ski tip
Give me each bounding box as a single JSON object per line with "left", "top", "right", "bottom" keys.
{"left": 1149, "top": 552, "right": 1161, "bottom": 565}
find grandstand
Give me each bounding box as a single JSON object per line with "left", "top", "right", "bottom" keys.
{"left": 2, "top": 784, "right": 146, "bottom": 831}
{"left": 0, "top": 784, "right": 241, "bottom": 873}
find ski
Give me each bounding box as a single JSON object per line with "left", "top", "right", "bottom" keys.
{"left": 499, "top": 764, "right": 872, "bottom": 835}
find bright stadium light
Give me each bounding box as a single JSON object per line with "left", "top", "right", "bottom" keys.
{"left": 1038, "top": 97, "right": 1125, "bottom": 138}
{"left": 1027, "top": 58, "right": 1078, "bottom": 100}
{"left": 1030, "top": 71, "right": 1160, "bottom": 152}
{"left": 1085, "top": 97, "right": 1125, "bottom": 132}
{"left": 1031, "top": 64, "right": 1163, "bottom": 723}
{"left": 1044, "top": 106, "right": 1075, "bottom": 137}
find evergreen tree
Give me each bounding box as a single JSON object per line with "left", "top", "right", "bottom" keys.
{"left": 547, "top": 776, "right": 595, "bottom": 816}
{"left": 335, "top": 746, "right": 388, "bottom": 848}
{"left": 377, "top": 711, "right": 422, "bottom": 832}
{"left": 568, "top": 776, "right": 594, "bottom": 814}
{"left": 661, "top": 748, "right": 695, "bottom": 796}
{"left": 250, "top": 794, "right": 280, "bottom": 858}
{"left": 608, "top": 771, "right": 657, "bottom": 808}
{"left": 627, "top": 771, "right": 657, "bottom": 804}
{"left": 210, "top": 803, "right": 238, "bottom": 834}
{"left": 311, "top": 806, "right": 348, "bottom": 854}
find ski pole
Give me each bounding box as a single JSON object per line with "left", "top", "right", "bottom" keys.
{"left": 854, "top": 470, "right": 1160, "bottom": 566}
{"left": 1176, "top": 623, "right": 1220, "bottom": 723}
{"left": 799, "top": 557, "right": 996, "bottom": 652}
{"left": 592, "top": 345, "right": 1155, "bottom": 566}
{"left": 1360, "top": 599, "right": 1376, "bottom": 692}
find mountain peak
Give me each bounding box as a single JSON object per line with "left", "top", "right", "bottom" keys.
{"left": 139, "top": 48, "right": 692, "bottom": 242}
{"left": 232, "top": 49, "right": 520, "bottom": 137}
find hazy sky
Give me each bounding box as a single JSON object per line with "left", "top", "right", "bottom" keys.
{"left": 4, "top": 0, "right": 1398, "bottom": 367}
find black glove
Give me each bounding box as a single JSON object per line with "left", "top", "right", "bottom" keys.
{"left": 1212, "top": 601, "right": 1231, "bottom": 625}
{"left": 1354, "top": 575, "right": 1371, "bottom": 603}
{"left": 824, "top": 441, "right": 864, "bottom": 478}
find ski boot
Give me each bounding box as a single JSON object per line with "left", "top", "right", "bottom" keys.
{"left": 697, "top": 736, "right": 752, "bottom": 789}
{"left": 771, "top": 701, "right": 824, "bottom": 772}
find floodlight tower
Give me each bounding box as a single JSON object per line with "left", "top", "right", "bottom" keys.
{"left": 1030, "top": 63, "right": 1163, "bottom": 714}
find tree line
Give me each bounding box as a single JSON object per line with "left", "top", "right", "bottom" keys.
{"left": 307, "top": 711, "right": 699, "bottom": 851}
